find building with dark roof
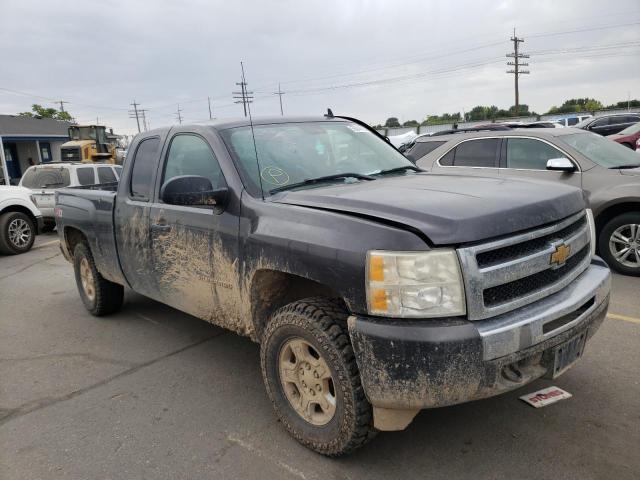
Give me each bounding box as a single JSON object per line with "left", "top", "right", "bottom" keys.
{"left": 0, "top": 115, "right": 71, "bottom": 185}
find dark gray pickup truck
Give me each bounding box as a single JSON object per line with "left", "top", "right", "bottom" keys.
{"left": 55, "top": 116, "right": 611, "bottom": 456}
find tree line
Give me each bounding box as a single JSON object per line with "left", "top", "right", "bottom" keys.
{"left": 378, "top": 97, "right": 640, "bottom": 129}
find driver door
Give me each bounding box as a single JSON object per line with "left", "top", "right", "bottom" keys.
{"left": 148, "top": 132, "right": 241, "bottom": 328}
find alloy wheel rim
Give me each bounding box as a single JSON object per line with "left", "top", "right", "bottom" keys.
{"left": 79, "top": 257, "right": 96, "bottom": 301}
{"left": 609, "top": 223, "right": 640, "bottom": 268}
{"left": 278, "top": 337, "right": 337, "bottom": 426}
{"left": 8, "top": 218, "right": 31, "bottom": 248}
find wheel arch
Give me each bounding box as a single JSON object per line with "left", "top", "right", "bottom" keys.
{"left": 0, "top": 205, "right": 38, "bottom": 228}
{"left": 63, "top": 226, "right": 89, "bottom": 260}
{"left": 594, "top": 201, "right": 640, "bottom": 237}
{"left": 249, "top": 269, "right": 347, "bottom": 341}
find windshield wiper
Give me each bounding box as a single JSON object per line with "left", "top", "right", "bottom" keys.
{"left": 371, "top": 165, "right": 423, "bottom": 176}
{"left": 611, "top": 164, "right": 640, "bottom": 169}
{"left": 269, "top": 173, "right": 375, "bottom": 194}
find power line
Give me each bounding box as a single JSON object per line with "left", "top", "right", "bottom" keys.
{"left": 506, "top": 29, "right": 530, "bottom": 116}
{"left": 252, "top": 20, "right": 639, "bottom": 91}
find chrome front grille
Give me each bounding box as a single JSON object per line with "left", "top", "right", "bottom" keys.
{"left": 457, "top": 211, "right": 592, "bottom": 320}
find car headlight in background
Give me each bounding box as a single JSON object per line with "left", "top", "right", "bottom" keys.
{"left": 586, "top": 209, "right": 596, "bottom": 258}
{"left": 366, "top": 250, "right": 466, "bottom": 318}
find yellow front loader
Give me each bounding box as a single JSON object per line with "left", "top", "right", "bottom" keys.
{"left": 60, "top": 125, "right": 118, "bottom": 164}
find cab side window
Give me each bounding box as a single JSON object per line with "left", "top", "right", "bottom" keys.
{"left": 506, "top": 138, "right": 569, "bottom": 170}
{"left": 162, "top": 134, "right": 226, "bottom": 191}
{"left": 130, "top": 137, "right": 161, "bottom": 201}
{"left": 440, "top": 139, "right": 500, "bottom": 167}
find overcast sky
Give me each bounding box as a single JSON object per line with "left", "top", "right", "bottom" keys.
{"left": 1, "top": 0, "right": 638, "bottom": 134}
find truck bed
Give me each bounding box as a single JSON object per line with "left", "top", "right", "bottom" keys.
{"left": 55, "top": 185, "right": 125, "bottom": 285}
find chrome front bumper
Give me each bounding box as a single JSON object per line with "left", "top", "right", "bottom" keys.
{"left": 477, "top": 257, "right": 611, "bottom": 360}
{"left": 348, "top": 257, "right": 611, "bottom": 412}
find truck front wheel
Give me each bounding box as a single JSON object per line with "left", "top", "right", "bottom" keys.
{"left": 260, "top": 297, "right": 376, "bottom": 456}
{"left": 73, "top": 243, "right": 124, "bottom": 315}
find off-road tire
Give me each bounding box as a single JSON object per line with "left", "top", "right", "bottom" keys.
{"left": 598, "top": 212, "right": 640, "bottom": 276}
{"left": 73, "top": 243, "right": 124, "bottom": 315}
{"left": 0, "top": 212, "right": 35, "bottom": 255}
{"left": 260, "top": 297, "right": 376, "bottom": 456}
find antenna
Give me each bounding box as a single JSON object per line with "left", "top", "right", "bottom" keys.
{"left": 241, "top": 61, "right": 265, "bottom": 200}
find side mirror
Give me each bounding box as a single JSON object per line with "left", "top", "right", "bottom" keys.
{"left": 546, "top": 158, "right": 576, "bottom": 172}
{"left": 160, "top": 175, "right": 228, "bottom": 208}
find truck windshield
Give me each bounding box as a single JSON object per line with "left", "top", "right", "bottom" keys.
{"left": 220, "top": 121, "right": 416, "bottom": 196}
{"left": 20, "top": 167, "right": 71, "bottom": 189}
{"left": 560, "top": 132, "right": 640, "bottom": 169}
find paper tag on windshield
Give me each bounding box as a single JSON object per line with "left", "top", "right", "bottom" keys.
{"left": 520, "top": 386, "right": 572, "bottom": 408}
{"left": 346, "top": 124, "right": 367, "bottom": 133}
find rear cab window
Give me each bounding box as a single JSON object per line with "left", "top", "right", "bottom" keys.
{"left": 130, "top": 137, "right": 161, "bottom": 201}
{"left": 20, "top": 167, "right": 71, "bottom": 189}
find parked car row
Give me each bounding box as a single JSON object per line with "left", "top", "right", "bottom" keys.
{"left": 0, "top": 162, "right": 122, "bottom": 255}
{"left": 575, "top": 113, "right": 640, "bottom": 136}
{"left": 404, "top": 127, "right": 640, "bottom": 276}
{"left": 18, "top": 162, "right": 122, "bottom": 230}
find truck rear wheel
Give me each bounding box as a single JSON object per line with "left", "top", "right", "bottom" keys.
{"left": 260, "top": 297, "right": 376, "bottom": 456}
{"left": 73, "top": 243, "right": 124, "bottom": 315}
{"left": 0, "top": 212, "right": 35, "bottom": 255}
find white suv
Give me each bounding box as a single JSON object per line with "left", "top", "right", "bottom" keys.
{"left": 19, "top": 163, "right": 122, "bottom": 230}
{"left": 0, "top": 186, "right": 43, "bottom": 254}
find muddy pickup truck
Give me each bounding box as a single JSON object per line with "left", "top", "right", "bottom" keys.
{"left": 55, "top": 116, "right": 611, "bottom": 456}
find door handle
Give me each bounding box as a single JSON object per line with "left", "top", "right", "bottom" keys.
{"left": 151, "top": 222, "right": 171, "bottom": 232}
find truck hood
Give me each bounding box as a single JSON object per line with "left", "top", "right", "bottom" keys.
{"left": 271, "top": 173, "right": 585, "bottom": 245}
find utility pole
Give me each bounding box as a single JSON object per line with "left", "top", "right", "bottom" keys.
{"left": 175, "top": 104, "right": 183, "bottom": 124}
{"left": 57, "top": 100, "right": 69, "bottom": 113}
{"left": 274, "top": 82, "right": 285, "bottom": 116}
{"left": 129, "top": 100, "right": 141, "bottom": 133}
{"left": 506, "top": 29, "right": 529, "bottom": 117}
{"left": 208, "top": 96, "right": 213, "bottom": 120}
{"left": 139, "top": 109, "right": 149, "bottom": 131}
{"left": 233, "top": 66, "right": 254, "bottom": 117}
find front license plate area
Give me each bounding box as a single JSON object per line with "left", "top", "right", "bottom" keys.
{"left": 552, "top": 332, "right": 586, "bottom": 378}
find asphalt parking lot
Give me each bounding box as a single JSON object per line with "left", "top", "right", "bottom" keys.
{"left": 1, "top": 233, "right": 639, "bottom": 480}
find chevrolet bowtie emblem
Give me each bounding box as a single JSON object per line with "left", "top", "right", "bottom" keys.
{"left": 550, "top": 244, "right": 571, "bottom": 266}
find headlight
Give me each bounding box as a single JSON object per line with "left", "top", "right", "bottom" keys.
{"left": 586, "top": 209, "right": 596, "bottom": 258}
{"left": 366, "top": 249, "right": 466, "bottom": 318}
